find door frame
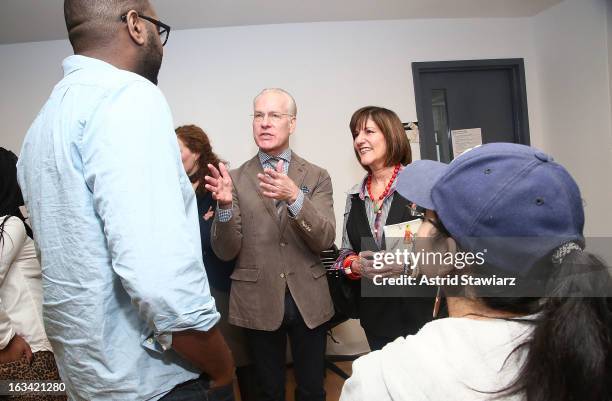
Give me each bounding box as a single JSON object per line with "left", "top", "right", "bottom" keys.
{"left": 412, "top": 58, "right": 530, "bottom": 161}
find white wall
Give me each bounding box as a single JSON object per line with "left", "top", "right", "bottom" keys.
{"left": 608, "top": 0, "right": 612, "bottom": 141}
{"left": 532, "top": 0, "right": 612, "bottom": 239}
{"left": 0, "top": 39, "right": 72, "bottom": 154}
{"left": 0, "top": 16, "right": 542, "bottom": 247}
{"left": 0, "top": 17, "right": 538, "bottom": 355}
{"left": 2, "top": 2, "right": 608, "bottom": 238}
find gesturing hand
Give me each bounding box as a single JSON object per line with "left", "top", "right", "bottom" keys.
{"left": 257, "top": 160, "right": 300, "bottom": 203}
{"left": 203, "top": 206, "right": 214, "bottom": 221}
{"left": 204, "top": 162, "right": 233, "bottom": 209}
{"left": 0, "top": 334, "right": 32, "bottom": 364}
{"left": 358, "top": 250, "right": 396, "bottom": 280}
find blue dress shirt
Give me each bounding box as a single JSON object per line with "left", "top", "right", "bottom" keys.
{"left": 17, "top": 55, "right": 219, "bottom": 401}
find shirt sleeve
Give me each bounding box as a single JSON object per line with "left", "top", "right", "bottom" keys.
{"left": 332, "top": 195, "right": 360, "bottom": 273}
{"left": 0, "top": 299, "right": 15, "bottom": 350}
{"left": 217, "top": 206, "right": 233, "bottom": 222}
{"left": 80, "top": 82, "right": 219, "bottom": 341}
{"left": 0, "top": 217, "right": 25, "bottom": 349}
{"left": 340, "top": 194, "right": 353, "bottom": 250}
{"left": 287, "top": 190, "right": 304, "bottom": 218}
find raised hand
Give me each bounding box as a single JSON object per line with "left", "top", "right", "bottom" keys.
{"left": 204, "top": 162, "right": 233, "bottom": 208}
{"left": 257, "top": 160, "right": 300, "bottom": 203}
{"left": 203, "top": 206, "right": 214, "bottom": 221}
{"left": 357, "top": 250, "right": 395, "bottom": 280}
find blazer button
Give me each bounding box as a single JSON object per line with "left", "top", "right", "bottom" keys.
{"left": 280, "top": 273, "right": 286, "bottom": 278}
{"left": 280, "top": 242, "right": 287, "bottom": 247}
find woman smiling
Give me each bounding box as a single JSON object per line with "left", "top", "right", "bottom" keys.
{"left": 333, "top": 106, "right": 435, "bottom": 351}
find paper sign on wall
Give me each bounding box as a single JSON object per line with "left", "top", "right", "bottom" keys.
{"left": 406, "top": 130, "right": 419, "bottom": 144}
{"left": 451, "top": 128, "right": 482, "bottom": 158}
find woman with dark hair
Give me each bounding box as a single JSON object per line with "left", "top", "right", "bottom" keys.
{"left": 0, "top": 148, "right": 65, "bottom": 400}
{"left": 175, "top": 125, "right": 256, "bottom": 401}
{"left": 341, "top": 142, "right": 612, "bottom": 401}
{"left": 333, "top": 107, "right": 435, "bottom": 351}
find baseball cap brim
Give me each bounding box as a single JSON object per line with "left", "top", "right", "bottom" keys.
{"left": 396, "top": 159, "right": 448, "bottom": 210}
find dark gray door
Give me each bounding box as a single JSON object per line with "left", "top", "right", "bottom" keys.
{"left": 413, "top": 59, "right": 530, "bottom": 162}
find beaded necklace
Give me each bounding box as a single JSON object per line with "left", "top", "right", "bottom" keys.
{"left": 366, "top": 164, "right": 401, "bottom": 214}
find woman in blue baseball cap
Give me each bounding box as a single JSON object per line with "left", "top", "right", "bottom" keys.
{"left": 340, "top": 143, "right": 611, "bottom": 401}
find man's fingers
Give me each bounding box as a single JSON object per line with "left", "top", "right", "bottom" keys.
{"left": 259, "top": 182, "right": 278, "bottom": 192}
{"left": 275, "top": 160, "right": 284, "bottom": 173}
{"left": 204, "top": 175, "right": 219, "bottom": 186}
{"left": 263, "top": 168, "right": 281, "bottom": 179}
{"left": 218, "top": 162, "right": 230, "bottom": 179}
{"left": 260, "top": 185, "right": 283, "bottom": 200}
{"left": 207, "top": 163, "right": 221, "bottom": 179}
{"left": 261, "top": 191, "right": 281, "bottom": 199}
{"left": 257, "top": 173, "right": 275, "bottom": 185}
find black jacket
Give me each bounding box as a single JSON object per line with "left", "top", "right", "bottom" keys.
{"left": 345, "top": 192, "right": 436, "bottom": 338}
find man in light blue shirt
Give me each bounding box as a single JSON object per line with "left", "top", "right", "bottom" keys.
{"left": 17, "top": 1, "right": 234, "bottom": 400}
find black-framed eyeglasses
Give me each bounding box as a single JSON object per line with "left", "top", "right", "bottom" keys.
{"left": 121, "top": 13, "right": 171, "bottom": 46}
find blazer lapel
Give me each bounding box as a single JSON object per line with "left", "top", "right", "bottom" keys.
{"left": 245, "top": 156, "right": 280, "bottom": 226}
{"left": 279, "top": 152, "right": 307, "bottom": 234}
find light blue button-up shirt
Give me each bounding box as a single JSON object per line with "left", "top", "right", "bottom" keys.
{"left": 17, "top": 55, "right": 220, "bottom": 401}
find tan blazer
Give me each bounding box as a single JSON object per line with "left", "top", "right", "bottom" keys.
{"left": 211, "top": 152, "right": 335, "bottom": 331}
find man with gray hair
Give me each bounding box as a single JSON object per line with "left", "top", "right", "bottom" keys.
{"left": 206, "top": 88, "right": 336, "bottom": 401}
{"left": 17, "top": 1, "right": 234, "bottom": 400}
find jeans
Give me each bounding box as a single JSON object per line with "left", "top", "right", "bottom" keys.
{"left": 160, "top": 375, "right": 234, "bottom": 401}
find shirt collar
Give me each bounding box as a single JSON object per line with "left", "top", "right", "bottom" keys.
{"left": 258, "top": 149, "right": 292, "bottom": 167}
{"left": 349, "top": 165, "right": 404, "bottom": 201}
{"left": 62, "top": 55, "right": 118, "bottom": 77}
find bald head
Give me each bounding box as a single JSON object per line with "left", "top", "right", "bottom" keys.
{"left": 64, "top": 0, "right": 150, "bottom": 53}
{"left": 254, "top": 88, "right": 297, "bottom": 116}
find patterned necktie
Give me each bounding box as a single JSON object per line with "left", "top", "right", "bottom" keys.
{"left": 267, "top": 157, "right": 284, "bottom": 216}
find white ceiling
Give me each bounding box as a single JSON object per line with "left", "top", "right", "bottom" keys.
{"left": 0, "top": 0, "right": 561, "bottom": 45}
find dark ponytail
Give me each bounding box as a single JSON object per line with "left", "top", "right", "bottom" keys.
{"left": 485, "top": 250, "right": 612, "bottom": 401}
{"left": 0, "top": 147, "right": 33, "bottom": 243}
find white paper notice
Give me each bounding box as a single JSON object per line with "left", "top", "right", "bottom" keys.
{"left": 451, "top": 128, "right": 482, "bottom": 158}
{"left": 383, "top": 218, "right": 422, "bottom": 253}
